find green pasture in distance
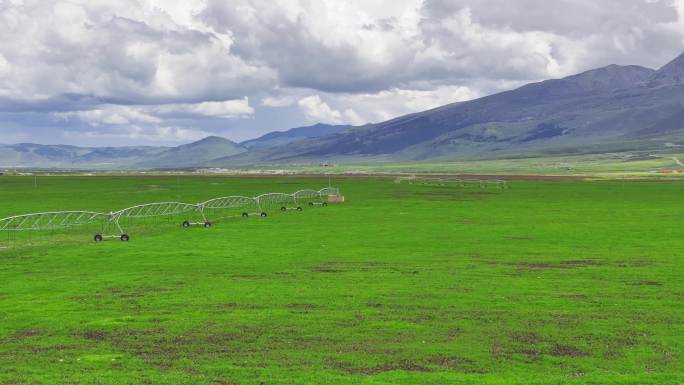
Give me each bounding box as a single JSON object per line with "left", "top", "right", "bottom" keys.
{"left": 0, "top": 175, "right": 682, "bottom": 384}
{"left": 274, "top": 152, "right": 684, "bottom": 177}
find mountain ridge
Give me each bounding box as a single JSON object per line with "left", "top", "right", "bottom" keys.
{"left": 649, "top": 53, "right": 684, "bottom": 87}
{"left": 240, "top": 123, "right": 351, "bottom": 149}
{"left": 209, "top": 55, "right": 684, "bottom": 165}
{"left": 3, "top": 51, "right": 684, "bottom": 169}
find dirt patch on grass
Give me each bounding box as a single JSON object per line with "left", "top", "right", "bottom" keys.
{"left": 560, "top": 294, "right": 590, "bottom": 301}
{"left": 332, "top": 359, "right": 433, "bottom": 375}
{"left": 615, "top": 259, "right": 655, "bottom": 268}
{"left": 0, "top": 254, "right": 29, "bottom": 260}
{"left": 12, "top": 329, "right": 44, "bottom": 340}
{"left": 97, "top": 286, "right": 172, "bottom": 299}
{"left": 510, "top": 332, "right": 541, "bottom": 345}
{"left": 82, "top": 328, "right": 169, "bottom": 342}
{"left": 514, "top": 262, "right": 553, "bottom": 270}
{"left": 286, "top": 303, "right": 320, "bottom": 310}
{"left": 311, "top": 261, "right": 348, "bottom": 273}
{"left": 601, "top": 335, "right": 641, "bottom": 360}
{"left": 550, "top": 344, "right": 588, "bottom": 357}
{"left": 80, "top": 326, "right": 259, "bottom": 368}
{"left": 446, "top": 286, "right": 472, "bottom": 293}
{"left": 312, "top": 261, "right": 415, "bottom": 275}
{"left": 311, "top": 268, "right": 345, "bottom": 273}
{"left": 318, "top": 261, "right": 342, "bottom": 266}
{"left": 626, "top": 281, "right": 662, "bottom": 286}
{"left": 82, "top": 329, "right": 109, "bottom": 342}
{"left": 561, "top": 259, "right": 603, "bottom": 267}
{"left": 272, "top": 271, "right": 294, "bottom": 277}
{"left": 513, "top": 348, "right": 542, "bottom": 357}
{"left": 490, "top": 341, "right": 510, "bottom": 360}
{"left": 219, "top": 302, "right": 263, "bottom": 310}
{"left": 426, "top": 355, "right": 485, "bottom": 373}
{"left": 495, "top": 258, "right": 604, "bottom": 271}
{"left": 508, "top": 332, "right": 544, "bottom": 360}
{"left": 228, "top": 274, "right": 269, "bottom": 280}
{"left": 504, "top": 236, "right": 534, "bottom": 241}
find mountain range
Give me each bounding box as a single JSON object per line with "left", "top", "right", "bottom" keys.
{"left": 2, "top": 52, "right": 684, "bottom": 169}
{"left": 0, "top": 124, "right": 350, "bottom": 169}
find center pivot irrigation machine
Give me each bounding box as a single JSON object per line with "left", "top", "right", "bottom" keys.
{"left": 0, "top": 187, "right": 342, "bottom": 247}
{"left": 256, "top": 192, "right": 301, "bottom": 212}
{"left": 196, "top": 196, "right": 264, "bottom": 225}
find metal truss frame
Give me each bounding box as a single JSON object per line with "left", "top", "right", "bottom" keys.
{"left": 0, "top": 186, "right": 341, "bottom": 244}
{"left": 0, "top": 210, "right": 109, "bottom": 231}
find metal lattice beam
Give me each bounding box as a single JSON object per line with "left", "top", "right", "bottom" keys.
{"left": 0, "top": 211, "right": 108, "bottom": 231}
{"left": 0, "top": 186, "right": 341, "bottom": 242}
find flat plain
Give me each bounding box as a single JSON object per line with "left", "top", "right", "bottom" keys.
{"left": 0, "top": 175, "right": 682, "bottom": 384}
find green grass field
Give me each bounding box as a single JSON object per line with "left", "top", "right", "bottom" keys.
{"left": 0, "top": 175, "right": 682, "bottom": 384}
{"left": 272, "top": 151, "right": 684, "bottom": 177}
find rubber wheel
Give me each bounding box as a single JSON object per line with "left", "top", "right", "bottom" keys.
{"left": 280, "top": 206, "right": 286, "bottom": 211}
{"left": 260, "top": 212, "right": 268, "bottom": 217}
{"left": 322, "top": 202, "right": 328, "bottom": 207}
{"left": 94, "top": 234, "right": 103, "bottom": 242}
{"left": 120, "top": 234, "right": 130, "bottom": 242}
{"left": 296, "top": 207, "right": 303, "bottom": 211}
{"left": 182, "top": 221, "right": 190, "bottom": 228}
{"left": 204, "top": 222, "right": 212, "bottom": 228}
{"left": 242, "top": 212, "right": 249, "bottom": 218}
{"left": 308, "top": 202, "right": 314, "bottom": 206}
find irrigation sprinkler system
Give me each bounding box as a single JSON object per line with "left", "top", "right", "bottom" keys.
{"left": 396, "top": 176, "right": 509, "bottom": 189}
{"left": 0, "top": 187, "right": 342, "bottom": 246}
{"left": 107, "top": 202, "right": 201, "bottom": 241}
{"left": 256, "top": 192, "right": 301, "bottom": 212}
{"left": 293, "top": 189, "right": 328, "bottom": 207}
{"left": 0, "top": 211, "right": 109, "bottom": 232}
{"left": 199, "top": 196, "right": 264, "bottom": 223}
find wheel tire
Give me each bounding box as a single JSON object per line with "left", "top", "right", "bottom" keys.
{"left": 120, "top": 234, "right": 130, "bottom": 242}
{"left": 296, "top": 206, "right": 303, "bottom": 211}
{"left": 308, "top": 202, "right": 314, "bottom": 206}
{"left": 94, "top": 234, "right": 103, "bottom": 242}
{"left": 204, "top": 222, "right": 212, "bottom": 228}
{"left": 260, "top": 212, "right": 268, "bottom": 217}
{"left": 322, "top": 202, "right": 328, "bottom": 207}
{"left": 242, "top": 212, "right": 249, "bottom": 218}
{"left": 280, "top": 206, "right": 286, "bottom": 211}
{"left": 182, "top": 221, "right": 190, "bottom": 228}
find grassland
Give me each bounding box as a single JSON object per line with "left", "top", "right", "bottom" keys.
{"left": 0, "top": 175, "right": 683, "bottom": 384}
{"left": 271, "top": 151, "right": 684, "bottom": 177}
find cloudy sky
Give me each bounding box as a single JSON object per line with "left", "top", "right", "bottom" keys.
{"left": 1, "top": 0, "right": 684, "bottom": 146}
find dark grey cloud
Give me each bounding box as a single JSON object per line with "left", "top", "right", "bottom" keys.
{"left": 423, "top": 0, "right": 678, "bottom": 37}
{"left": 419, "top": 0, "right": 684, "bottom": 72}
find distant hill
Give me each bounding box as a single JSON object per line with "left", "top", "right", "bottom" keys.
{"left": 0, "top": 143, "right": 165, "bottom": 169}
{"left": 210, "top": 51, "right": 684, "bottom": 165}
{"left": 0, "top": 136, "right": 245, "bottom": 169}
{"left": 240, "top": 123, "right": 351, "bottom": 149}
{"left": 649, "top": 53, "right": 684, "bottom": 87}
{"left": 136, "top": 136, "right": 246, "bottom": 169}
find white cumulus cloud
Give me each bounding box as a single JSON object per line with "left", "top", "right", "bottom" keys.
{"left": 298, "top": 95, "right": 364, "bottom": 125}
